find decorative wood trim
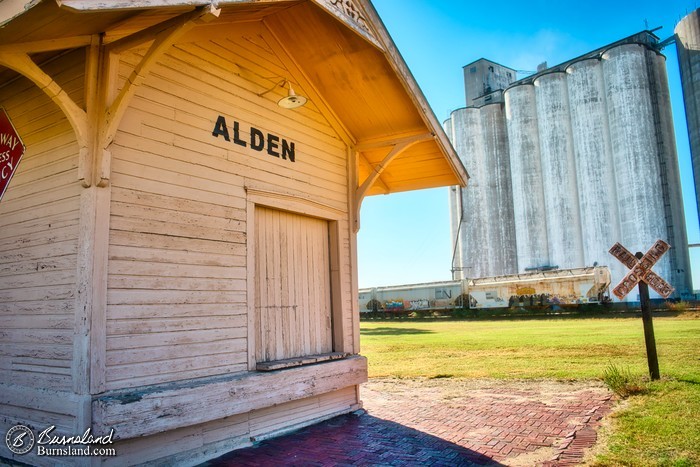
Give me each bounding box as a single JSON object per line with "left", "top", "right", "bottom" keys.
{"left": 246, "top": 199, "right": 256, "bottom": 371}
{"left": 0, "top": 52, "right": 88, "bottom": 149}
{"left": 256, "top": 352, "right": 350, "bottom": 371}
{"left": 358, "top": 152, "right": 389, "bottom": 193}
{"left": 356, "top": 133, "right": 432, "bottom": 199}
{"left": 329, "top": 219, "right": 347, "bottom": 352}
{"left": 358, "top": 0, "right": 469, "bottom": 187}
{"left": 245, "top": 185, "right": 346, "bottom": 220}
{"left": 92, "top": 355, "right": 368, "bottom": 440}
{"left": 355, "top": 130, "right": 432, "bottom": 152}
{"left": 102, "top": 4, "right": 221, "bottom": 148}
{"left": 347, "top": 148, "right": 361, "bottom": 353}
{"left": 353, "top": 132, "right": 432, "bottom": 228}
{"left": 0, "top": 36, "right": 93, "bottom": 54}
{"left": 81, "top": 35, "right": 100, "bottom": 187}
{"left": 0, "top": 382, "right": 87, "bottom": 419}
{"left": 311, "top": 0, "right": 384, "bottom": 51}
{"left": 105, "top": 6, "right": 200, "bottom": 55}
{"left": 73, "top": 186, "right": 111, "bottom": 396}
{"left": 245, "top": 185, "right": 349, "bottom": 364}
{"left": 94, "top": 42, "right": 120, "bottom": 187}
{"left": 0, "top": 0, "right": 41, "bottom": 27}
{"left": 57, "top": 0, "right": 287, "bottom": 11}
{"left": 350, "top": 148, "right": 361, "bottom": 233}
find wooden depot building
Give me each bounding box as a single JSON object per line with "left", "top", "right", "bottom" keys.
{"left": 0, "top": 0, "right": 468, "bottom": 464}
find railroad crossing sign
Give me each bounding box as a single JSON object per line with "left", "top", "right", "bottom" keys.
{"left": 608, "top": 239, "right": 675, "bottom": 381}
{"left": 0, "top": 108, "right": 25, "bottom": 202}
{"left": 609, "top": 240, "right": 675, "bottom": 299}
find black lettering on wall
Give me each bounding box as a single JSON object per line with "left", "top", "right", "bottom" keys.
{"left": 267, "top": 134, "right": 280, "bottom": 157}
{"left": 212, "top": 115, "right": 230, "bottom": 141}
{"left": 212, "top": 114, "right": 297, "bottom": 163}
{"left": 282, "top": 140, "right": 295, "bottom": 163}
{"left": 233, "top": 121, "right": 247, "bottom": 147}
{"left": 250, "top": 127, "right": 264, "bottom": 151}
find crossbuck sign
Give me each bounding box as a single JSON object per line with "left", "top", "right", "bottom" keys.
{"left": 609, "top": 240, "right": 675, "bottom": 300}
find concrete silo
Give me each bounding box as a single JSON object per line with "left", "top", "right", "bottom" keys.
{"left": 447, "top": 104, "right": 517, "bottom": 279}
{"left": 565, "top": 58, "right": 625, "bottom": 282}
{"left": 504, "top": 84, "right": 550, "bottom": 271}
{"left": 602, "top": 43, "right": 671, "bottom": 293}
{"left": 449, "top": 31, "right": 691, "bottom": 298}
{"left": 533, "top": 72, "right": 585, "bottom": 270}
{"left": 447, "top": 108, "right": 490, "bottom": 279}
{"left": 675, "top": 9, "right": 700, "bottom": 225}
{"left": 649, "top": 50, "right": 693, "bottom": 295}
{"left": 480, "top": 103, "right": 518, "bottom": 276}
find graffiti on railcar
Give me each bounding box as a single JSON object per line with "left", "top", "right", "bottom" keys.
{"left": 359, "top": 266, "right": 612, "bottom": 313}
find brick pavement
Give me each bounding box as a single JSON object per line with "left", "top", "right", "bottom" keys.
{"left": 203, "top": 379, "right": 615, "bottom": 466}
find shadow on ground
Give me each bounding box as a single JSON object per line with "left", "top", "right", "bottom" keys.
{"left": 360, "top": 327, "right": 435, "bottom": 336}
{"left": 201, "top": 411, "right": 502, "bottom": 466}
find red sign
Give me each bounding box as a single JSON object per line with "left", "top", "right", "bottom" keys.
{"left": 0, "top": 108, "right": 25, "bottom": 202}
{"left": 609, "top": 240, "right": 675, "bottom": 299}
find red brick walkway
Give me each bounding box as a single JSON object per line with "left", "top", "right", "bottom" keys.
{"left": 203, "top": 379, "right": 615, "bottom": 466}
{"left": 363, "top": 379, "right": 615, "bottom": 466}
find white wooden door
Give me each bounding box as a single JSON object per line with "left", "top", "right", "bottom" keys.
{"left": 255, "top": 206, "right": 332, "bottom": 362}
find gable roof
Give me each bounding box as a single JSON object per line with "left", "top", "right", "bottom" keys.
{"left": 0, "top": 0, "right": 468, "bottom": 196}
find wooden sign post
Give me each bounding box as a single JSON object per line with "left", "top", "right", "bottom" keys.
{"left": 609, "top": 240, "right": 675, "bottom": 380}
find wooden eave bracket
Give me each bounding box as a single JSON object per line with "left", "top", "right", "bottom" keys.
{"left": 0, "top": 52, "right": 89, "bottom": 149}
{"left": 352, "top": 132, "right": 432, "bottom": 232}
{"left": 0, "top": 4, "right": 220, "bottom": 188}
{"left": 101, "top": 4, "right": 221, "bottom": 150}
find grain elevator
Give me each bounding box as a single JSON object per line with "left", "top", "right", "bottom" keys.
{"left": 446, "top": 31, "right": 692, "bottom": 300}
{"left": 676, "top": 9, "right": 700, "bottom": 226}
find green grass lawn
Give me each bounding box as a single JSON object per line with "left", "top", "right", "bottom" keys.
{"left": 360, "top": 315, "right": 700, "bottom": 465}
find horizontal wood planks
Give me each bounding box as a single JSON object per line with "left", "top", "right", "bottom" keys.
{"left": 93, "top": 356, "right": 367, "bottom": 440}
{"left": 106, "top": 21, "right": 354, "bottom": 389}
{"left": 99, "top": 385, "right": 358, "bottom": 466}
{"left": 0, "top": 51, "right": 83, "bottom": 392}
{"left": 0, "top": 383, "right": 88, "bottom": 464}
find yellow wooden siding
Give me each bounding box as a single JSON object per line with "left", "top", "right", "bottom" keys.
{"left": 105, "top": 23, "right": 352, "bottom": 389}
{"left": 254, "top": 206, "right": 332, "bottom": 362}
{"left": 0, "top": 50, "right": 83, "bottom": 392}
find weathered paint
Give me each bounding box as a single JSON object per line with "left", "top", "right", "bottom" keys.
{"left": 566, "top": 58, "right": 626, "bottom": 284}
{"left": 534, "top": 72, "right": 584, "bottom": 270}
{"left": 462, "top": 58, "right": 516, "bottom": 107}
{"left": 675, "top": 9, "right": 700, "bottom": 227}
{"left": 654, "top": 50, "right": 693, "bottom": 295}
{"left": 447, "top": 104, "right": 516, "bottom": 279}
{"left": 602, "top": 44, "right": 670, "bottom": 298}
{"left": 449, "top": 107, "right": 489, "bottom": 278}
{"left": 480, "top": 103, "right": 517, "bottom": 275}
{"left": 451, "top": 34, "right": 691, "bottom": 299}
{"left": 358, "top": 266, "right": 611, "bottom": 311}
{"left": 0, "top": 1, "right": 470, "bottom": 465}
{"left": 504, "top": 84, "right": 550, "bottom": 271}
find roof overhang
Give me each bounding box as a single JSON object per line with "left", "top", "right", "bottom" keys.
{"left": 0, "top": 0, "right": 468, "bottom": 197}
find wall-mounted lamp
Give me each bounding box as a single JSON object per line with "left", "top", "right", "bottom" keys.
{"left": 259, "top": 79, "right": 308, "bottom": 109}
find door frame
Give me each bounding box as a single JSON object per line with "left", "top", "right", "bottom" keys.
{"left": 245, "top": 184, "right": 348, "bottom": 371}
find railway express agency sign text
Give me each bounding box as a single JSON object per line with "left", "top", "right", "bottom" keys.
{"left": 0, "top": 108, "right": 25, "bottom": 202}
{"left": 212, "top": 115, "right": 296, "bottom": 163}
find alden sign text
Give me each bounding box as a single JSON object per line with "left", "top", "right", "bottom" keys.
{"left": 212, "top": 115, "right": 296, "bottom": 162}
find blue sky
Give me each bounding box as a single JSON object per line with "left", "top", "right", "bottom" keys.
{"left": 358, "top": 0, "right": 700, "bottom": 290}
